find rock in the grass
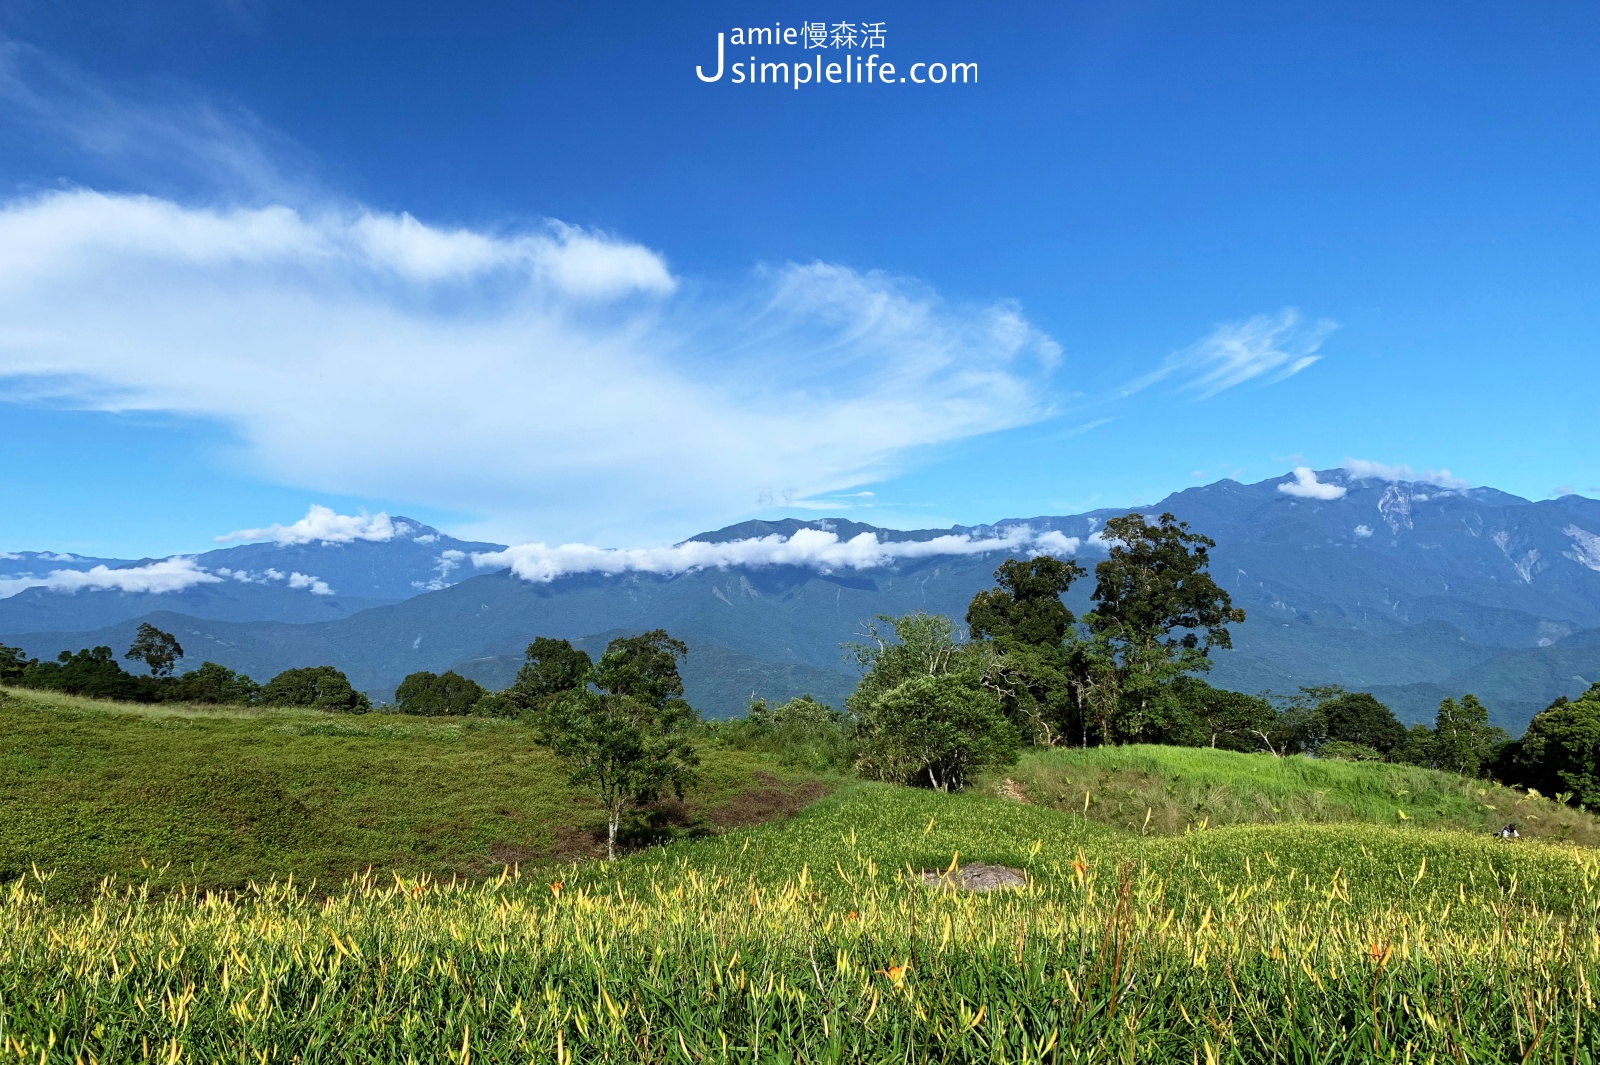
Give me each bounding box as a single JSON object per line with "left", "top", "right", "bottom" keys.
{"left": 921, "top": 863, "right": 1028, "bottom": 892}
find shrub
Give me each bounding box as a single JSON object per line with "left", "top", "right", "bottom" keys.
{"left": 1318, "top": 740, "right": 1385, "bottom": 762}
{"left": 855, "top": 673, "right": 1019, "bottom": 791}
{"left": 394, "top": 670, "right": 485, "bottom": 717}
{"left": 470, "top": 692, "right": 519, "bottom": 718}
{"left": 168, "top": 662, "right": 261, "bottom": 705}
{"left": 261, "top": 666, "right": 371, "bottom": 713}
{"left": 713, "top": 695, "right": 855, "bottom": 772}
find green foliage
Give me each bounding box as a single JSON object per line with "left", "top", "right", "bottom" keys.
{"left": 855, "top": 672, "right": 1019, "bottom": 791}
{"left": 1432, "top": 693, "right": 1507, "bottom": 777}
{"left": 1390, "top": 722, "right": 1437, "bottom": 767}
{"left": 712, "top": 695, "right": 855, "bottom": 772}
{"left": 0, "top": 644, "right": 36, "bottom": 684}
{"left": 394, "top": 670, "right": 485, "bottom": 717}
{"left": 509, "top": 637, "right": 592, "bottom": 711}
{"left": 19, "top": 646, "right": 144, "bottom": 701}
{"left": 965, "top": 555, "right": 1083, "bottom": 646}
{"left": 1162, "top": 676, "right": 1275, "bottom": 751}
{"left": 125, "top": 622, "right": 184, "bottom": 679}
{"left": 168, "top": 662, "right": 261, "bottom": 705}
{"left": 1508, "top": 684, "right": 1600, "bottom": 807}
{"left": 536, "top": 630, "right": 701, "bottom": 859}
{"left": 0, "top": 774, "right": 1596, "bottom": 1062}
{"left": 469, "top": 692, "right": 519, "bottom": 718}
{"left": 594, "top": 629, "right": 688, "bottom": 710}
{"left": 1318, "top": 739, "right": 1385, "bottom": 762}
{"left": 1001, "top": 743, "right": 1600, "bottom": 844}
{"left": 260, "top": 666, "right": 372, "bottom": 714}
{"left": 1312, "top": 688, "right": 1406, "bottom": 753}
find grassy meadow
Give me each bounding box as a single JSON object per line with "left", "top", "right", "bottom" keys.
{"left": 2, "top": 688, "right": 1599, "bottom": 1062}
{"left": 0, "top": 687, "right": 829, "bottom": 901}
{"left": 996, "top": 743, "right": 1600, "bottom": 845}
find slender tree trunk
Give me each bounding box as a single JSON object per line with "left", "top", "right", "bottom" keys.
{"left": 607, "top": 807, "right": 619, "bottom": 861}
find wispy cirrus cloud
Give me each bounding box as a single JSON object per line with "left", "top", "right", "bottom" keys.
{"left": 1121, "top": 309, "right": 1335, "bottom": 400}
{"left": 0, "top": 186, "right": 1062, "bottom": 544}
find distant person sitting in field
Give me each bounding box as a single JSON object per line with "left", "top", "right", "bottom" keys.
{"left": 1497, "top": 824, "right": 1520, "bottom": 839}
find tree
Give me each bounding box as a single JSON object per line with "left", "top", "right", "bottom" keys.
{"left": 966, "top": 556, "right": 1084, "bottom": 646}
{"left": 1085, "top": 513, "right": 1246, "bottom": 742}
{"left": 537, "top": 630, "right": 699, "bottom": 859}
{"left": 1433, "top": 694, "right": 1506, "bottom": 777}
{"left": 845, "top": 612, "right": 978, "bottom": 711}
{"left": 0, "top": 644, "right": 35, "bottom": 685}
{"left": 1313, "top": 689, "right": 1406, "bottom": 755}
{"left": 125, "top": 623, "right": 184, "bottom": 678}
{"left": 1506, "top": 686, "right": 1600, "bottom": 806}
{"left": 170, "top": 662, "right": 260, "bottom": 705}
{"left": 854, "top": 673, "right": 1019, "bottom": 791}
{"left": 594, "top": 630, "right": 688, "bottom": 709}
{"left": 510, "top": 637, "right": 593, "bottom": 711}
{"left": 1390, "top": 723, "right": 1437, "bottom": 767}
{"left": 1169, "top": 677, "right": 1276, "bottom": 751}
{"left": 261, "top": 666, "right": 372, "bottom": 713}
{"left": 966, "top": 557, "right": 1083, "bottom": 746}
{"left": 21, "top": 646, "right": 142, "bottom": 701}
{"left": 395, "top": 670, "right": 486, "bottom": 716}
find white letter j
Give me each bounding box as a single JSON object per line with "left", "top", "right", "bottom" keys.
{"left": 696, "top": 33, "right": 725, "bottom": 82}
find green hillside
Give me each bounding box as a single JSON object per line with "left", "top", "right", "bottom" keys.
{"left": 997, "top": 743, "right": 1600, "bottom": 844}
{"left": 3, "top": 687, "right": 1599, "bottom": 1060}
{"left": 0, "top": 687, "right": 829, "bottom": 901}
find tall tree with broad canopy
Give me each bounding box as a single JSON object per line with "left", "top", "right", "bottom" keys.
{"left": 125, "top": 623, "right": 184, "bottom": 678}
{"left": 510, "top": 637, "right": 594, "bottom": 712}
{"left": 1085, "top": 512, "right": 1245, "bottom": 742}
{"left": 535, "top": 630, "right": 699, "bottom": 859}
{"left": 965, "top": 557, "right": 1084, "bottom": 746}
{"left": 260, "top": 666, "right": 372, "bottom": 713}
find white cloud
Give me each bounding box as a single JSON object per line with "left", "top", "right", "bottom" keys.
{"left": 0, "top": 557, "right": 220, "bottom": 598}
{"left": 1122, "top": 309, "right": 1334, "bottom": 400}
{"left": 411, "top": 550, "right": 466, "bottom": 592}
{"left": 218, "top": 505, "right": 403, "bottom": 545}
{"left": 0, "top": 192, "right": 1061, "bottom": 544}
{"left": 1277, "top": 467, "right": 1347, "bottom": 501}
{"left": 474, "top": 526, "right": 1082, "bottom": 584}
{"left": 1354, "top": 524, "right": 1374, "bottom": 538}
{"left": 1341, "top": 459, "right": 1468, "bottom": 489}
{"left": 287, "top": 571, "right": 334, "bottom": 595}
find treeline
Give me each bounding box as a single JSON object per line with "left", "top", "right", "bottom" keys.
{"left": 0, "top": 624, "right": 370, "bottom": 712}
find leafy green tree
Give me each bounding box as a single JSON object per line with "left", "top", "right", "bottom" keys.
{"left": 22, "top": 646, "right": 142, "bottom": 701}
{"left": 1312, "top": 689, "right": 1406, "bottom": 755}
{"left": 395, "top": 670, "right": 486, "bottom": 716}
{"left": 170, "top": 662, "right": 260, "bottom": 705}
{"left": 845, "top": 612, "right": 982, "bottom": 712}
{"left": 966, "top": 557, "right": 1083, "bottom": 746}
{"left": 0, "top": 644, "right": 36, "bottom": 685}
{"left": 854, "top": 672, "right": 1019, "bottom": 791}
{"left": 538, "top": 630, "right": 699, "bottom": 859}
{"left": 1390, "top": 723, "right": 1437, "bottom": 767}
{"left": 594, "top": 630, "right": 689, "bottom": 710}
{"left": 1433, "top": 694, "right": 1507, "bottom": 777}
{"left": 1168, "top": 677, "right": 1276, "bottom": 751}
{"left": 1506, "top": 686, "right": 1600, "bottom": 806}
{"left": 1085, "top": 513, "right": 1245, "bottom": 742}
{"left": 1319, "top": 740, "right": 1385, "bottom": 762}
{"left": 966, "top": 556, "right": 1084, "bottom": 646}
{"left": 125, "top": 623, "right": 184, "bottom": 678}
{"left": 261, "top": 666, "right": 372, "bottom": 713}
{"left": 510, "top": 637, "right": 593, "bottom": 711}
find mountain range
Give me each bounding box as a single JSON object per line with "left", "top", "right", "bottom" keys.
{"left": 5, "top": 469, "right": 1599, "bottom": 730}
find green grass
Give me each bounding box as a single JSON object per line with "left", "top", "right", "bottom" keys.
{"left": 5, "top": 689, "right": 1600, "bottom": 1061}
{"left": 0, "top": 686, "right": 830, "bottom": 901}
{"left": 995, "top": 742, "right": 1600, "bottom": 845}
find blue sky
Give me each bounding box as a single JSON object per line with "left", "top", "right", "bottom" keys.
{"left": 0, "top": 0, "right": 1595, "bottom": 557}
